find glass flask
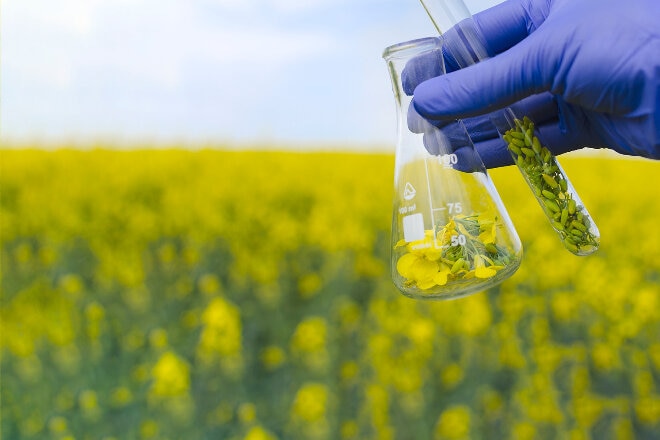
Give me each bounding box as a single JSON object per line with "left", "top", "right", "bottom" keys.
{"left": 383, "top": 37, "right": 522, "bottom": 301}
{"left": 418, "top": 0, "right": 600, "bottom": 256}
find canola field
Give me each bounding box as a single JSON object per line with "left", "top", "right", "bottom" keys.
{"left": 1, "top": 149, "right": 659, "bottom": 440}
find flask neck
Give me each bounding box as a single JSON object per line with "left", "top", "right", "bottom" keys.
{"left": 383, "top": 37, "right": 444, "bottom": 112}
{"left": 382, "top": 37, "right": 486, "bottom": 173}
{"left": 383, "top": 37, "right": 445, "bottom": 161}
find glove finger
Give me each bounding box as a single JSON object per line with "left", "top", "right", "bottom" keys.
{"left": 401, "top": 46, "right": 445, "bottom": 96}
{"left": 473, "top": 136, "right": 514, "bottom": 169}
{"left": 408, "top": 103, "right": 439, "bottom": 134}
{"left": 422, "top": 122, "right": 473, "bottom": 155}
{"left": 417, "top": 115, "right": 594, "bottom": 170}
{"left": 413, "top": 29, "right": 560, "bottom": 120}
{"left": 452, "top": 146, "right": 486, "bottom": 173}
{"left": 467, "top": 93, "right": 559, "bottom": 141}
{"left": 411, "top": 93, "right": 559, "bottom": 141}
{"left": 407, "top": 102, "right": 473, "bottom": 153}
{"left": 509, "top": 92, "right": 558, "bottom": 126}
{"left": 409, "top": 99, "right": 494, "bottom": 135}
{"left": 440, "top": 0, "right": 549, "bottom": 72}
{"left": 471, "top": 0, "right": 549, "bottom": 57}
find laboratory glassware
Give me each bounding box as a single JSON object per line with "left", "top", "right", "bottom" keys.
{"left": 383, "top": 37, "right": 522, "bottom": 301}
{"left": 418, "top": 0, "right": 600, "bottom": 256}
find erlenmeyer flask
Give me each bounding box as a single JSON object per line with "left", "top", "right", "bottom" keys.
{"left": 383, "top": 37, "right": 522, "bottom": 301}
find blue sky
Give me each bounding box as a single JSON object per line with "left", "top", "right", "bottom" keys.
{"left": 1, "top": 0, "right": 499, "bottom": 149}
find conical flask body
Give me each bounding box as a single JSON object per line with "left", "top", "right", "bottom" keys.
{"left": 384, "top": 37, "right": 522, "bottom": 300}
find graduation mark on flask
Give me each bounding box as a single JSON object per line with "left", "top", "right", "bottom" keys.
{"left": 399, "top": 204, "right": 417, "bottom": 215}
{"left": 447, "top": 202, "right": 462, "bottom": 214}
{"left": 451, "top": 234, "right": 466, "bottom": 246}
{"left": 439, "top": 153, "right": 458, "bottom": 168}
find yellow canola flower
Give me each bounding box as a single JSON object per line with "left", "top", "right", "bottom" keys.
{"left": 198, "top": 297, "right": 242, "bottom": 358}
{"left": 474, "top": 255, "right": 497, "bottom": 279}
{"left": 394, "top": 211, "right": 515, "bottom": 292}
{"left": 244, "top": 426, "right": 278, "bottom": 440}
{"left": 433, "top": 269, "right": 450, "bottom": 287}
{"left": 395, "top": 253, "right": 419, "bottom": 279}
{"left": 396, "top": 231, "right": 442, "bottom": 260}
{"left": 291, "top": 383, "right": 329, "bottom": 423}
{"left": 396, "top": 253, "right": 451, "bottom": 289}
{"left": 478, "top": 222, "right": 497, "bottom": 245}
{"left": 410, "top": 258, "right": 439, "bottom": 283}
{"left": 434, "top": 404, "right": 471, "bottom": 440}
{"left": 396, "top": 236, "right": 504, "bottom": 289}
{"left": 437, "top": 219, "right": 456, "bottom": 246}
{"left": 150, "top": 351, "right": 191, "bottom": 398}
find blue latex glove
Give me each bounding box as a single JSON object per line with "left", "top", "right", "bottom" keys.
{"left": 410, "top": 0, "right": 660, "bottom": 168}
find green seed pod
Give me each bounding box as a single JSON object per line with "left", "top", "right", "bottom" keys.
{"left": 577, "top": 211, "right": 584, "bottom": 222}
{"left": 565, "top": 235, "right": 577, "bottom": 245}
{"left": 533, "top": 186, "right": 542, "bottom": 197}
{"left": 451, "top": 258, "right": 465, "bottom": 274}
{"left": 508, "top": 144, "right": 522, "bottom": 156}
{"left": 568, "top": 199, "right": 577, "bottom": 215}
{"left": 553, "top": 221, "right": 564, "bottom": 231}
{"left": 523, "top": 116, "right": 532, "bottom": 127}
{"left": 543, "top": 150, "right": 552, "bottom": 163}
{"left": 542, "top": 190, "right": 556, "bottom": 199}
{"left": 571, "top": 229, "right": 583, "bottom": 237}
{"left": 514, "top": 118, "right": 525, "bottom": 129}
{"left": 542, "top": 174, "right": 559, "bottom": 189}
{"left": 571, "top": 220, "right": 588, "bottom": 232}
{"left": 559, "top": 178, "right": 568, "bottom": 192}
{"left": 544, "top": 199, "right": 560, "bottom": 213}
{"left": 560, "top": 208, "right": 569, "bottom": 226}
{"left": 511, "top": 138, "right": 526, "bottom": 148}
{"left": 521, "top": 147, "right": 535, "bottom": 158}
{"left": 553, "top": 211, "right": 561, "bottom": 220}
{"left": 564, "top": 241, "right": 579, "bottom": 253}
{"left": 532, "top": 137, "right": 542, "bottom": 154}
{"left": 524, "top": 128, "right": 534, "bottom": 146}
{"left": 485, "top": 243, "right": 498, "bottom": 254}
{"left": 516, "top": 156, "right": 525, "bottom": 168}
{"left": 509, "top": 130, "right": 525, "bottom": 140}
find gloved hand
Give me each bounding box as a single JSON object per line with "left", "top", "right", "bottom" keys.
{"left": 410, "top": 0, "right": 660, "bottom": 168}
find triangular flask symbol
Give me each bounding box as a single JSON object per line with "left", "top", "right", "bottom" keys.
{"left": 403, "top": 182, "right": 416, "bottom": 200}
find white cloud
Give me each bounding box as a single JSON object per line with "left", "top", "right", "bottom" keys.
{"left": 2, "top": 0, "right": 336, "bottom": 90}
{"left": 267, "top": 0, "right": 336, "bottom": 14}
{"left": 1, "top": 0, "right": 497, "bottom": 143}
{"left": 1, "top": 0, "right": 339, "bottom": 141}
{"left": 202, "top": 0, "right": 342, "bottom": 14}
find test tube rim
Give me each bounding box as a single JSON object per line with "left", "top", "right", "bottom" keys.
{"left": 382, "top": 36, "right": 442, "bottom": 61}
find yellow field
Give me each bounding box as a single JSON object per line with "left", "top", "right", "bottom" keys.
{"left": 1, "top": 149, "right": 659, "bottom": 439}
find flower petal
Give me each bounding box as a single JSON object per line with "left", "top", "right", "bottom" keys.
{"left": 396, "top": 253, "right": 419, "bottom": 278}
{"left": 475, "top": 266, "right": 497, "bottom": 279}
